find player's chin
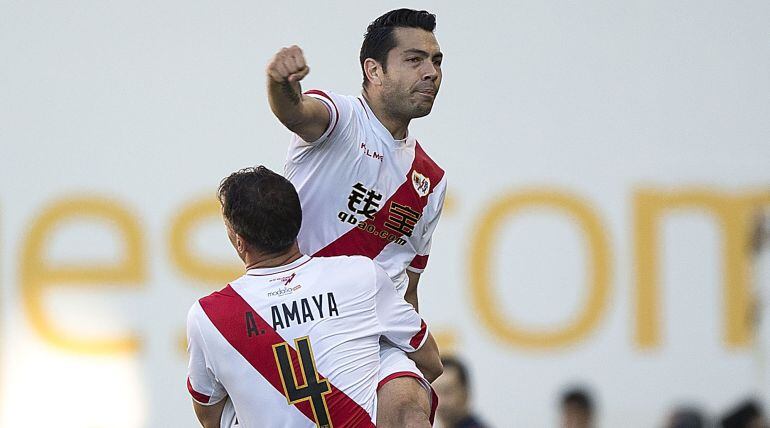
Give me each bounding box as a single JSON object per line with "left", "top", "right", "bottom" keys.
{"left": 409, "top": 101, "right": 435, "bottom": 118}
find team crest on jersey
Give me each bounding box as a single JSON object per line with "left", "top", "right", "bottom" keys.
{"left": 412, "top": 171, "right": 430, "bottom": 197}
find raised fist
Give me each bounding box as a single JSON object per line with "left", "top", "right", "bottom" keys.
{"left": 267, "top": 45, "right": 310, "bottom": 83}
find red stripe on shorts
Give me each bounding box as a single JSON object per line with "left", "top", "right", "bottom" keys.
{"left": 377, "top": 371, "right": 438, "bottom": 425}
{"left": 377, "top": 371, "right": 422, "bottom": 390}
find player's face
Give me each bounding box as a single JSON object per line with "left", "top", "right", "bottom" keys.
{"left": 380, "top": 27, "right": 443, "bottom": 119}
{"left": 433, "top": 365, "right": 468, "bottom": 423}
{"left": 561, "top": 404, "right": 591, "bottom": 428}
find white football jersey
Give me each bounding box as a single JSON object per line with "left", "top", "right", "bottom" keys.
{"left": 284, "top": 90, "right": 447, "bottom": 293}
{"left": 186, "top": 255, "right": 429, "bottom": 428}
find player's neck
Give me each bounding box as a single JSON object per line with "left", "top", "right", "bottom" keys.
{"left": 362, "top": 91, "right": 410, "bottom": 140}
{"left": 244, "top": 243, "right": 303, "bottom": 270}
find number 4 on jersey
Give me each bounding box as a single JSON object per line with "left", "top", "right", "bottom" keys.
{"left": 273, "top": 336, "right": 332, "bottom": 428}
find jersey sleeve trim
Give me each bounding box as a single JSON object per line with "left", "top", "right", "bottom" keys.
{"left": 188, "top": 376, "right": 215, "bottom": 405}
{"left": 187, "top": 300, "right": 228, "bottom": 406}
{"left": 409, "top": 319, "right": 429, "bottom": 350}
{"left": 407, "top": 254, "right": 429, "bottom": 273}
{"left": 304, "top": 89, "right": 339, "bottom": 144}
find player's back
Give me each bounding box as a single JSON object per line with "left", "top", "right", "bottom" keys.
{"left": 187, "top": 255, "right": 384, "bottom": 427}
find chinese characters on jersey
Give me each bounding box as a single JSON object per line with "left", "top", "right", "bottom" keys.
{"left": 337, "top": 183, "right": 422, "bottom": 246}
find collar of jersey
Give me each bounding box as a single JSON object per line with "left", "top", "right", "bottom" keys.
{"left": 246, "top": 255, "right": 311, "bottom": 276}
{"left": 358, "top": 95, "right": 414, "bottom": 148}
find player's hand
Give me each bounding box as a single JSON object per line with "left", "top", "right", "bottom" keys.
{"left": 267, "top": 45, "right": 310, "bottom": 84}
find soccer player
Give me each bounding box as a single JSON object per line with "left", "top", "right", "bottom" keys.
{"left": 267, "top": 8, "right": 446, "bottom": 426}
{"left": 186, "top": 166, "right": 441, "bottom": 427}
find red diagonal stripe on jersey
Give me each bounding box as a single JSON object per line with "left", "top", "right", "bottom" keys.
{"left": 199, "top": 285, "right": 375, "bottom": 427}
{"left": 314, "top": 142, "right": 444, "bottom": 259}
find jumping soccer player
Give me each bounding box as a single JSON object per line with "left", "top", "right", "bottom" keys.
{"left": 267, "top": 8, "right": 446, "bottom": 427}
{"left": 186, "top": 166, "right": 441, "bottom": 427}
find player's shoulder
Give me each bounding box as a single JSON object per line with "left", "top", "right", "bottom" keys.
{"left": 413, "top": 140, "right": 445, "bottom": 175}
{"left": 189, "top": 281, "right": 243, "bottom": 320}
{"left": 412, "top": 140, "right": 447, "bottom": 194}
{"left": 303, "top": 89, "right": 358, "bottom": 111}
{"left": 311, "top": 256, "right": 380, "bottom": 294}
{"left": 311, "top": 256, "right": 378, "bottom": 286}
{"left": 186, "top": 296, "right": 207, "bottom": 327}
{"left": 311, "top": 254, "right": 377, "bottom": 272}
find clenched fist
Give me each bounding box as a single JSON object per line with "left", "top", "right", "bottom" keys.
{"left": 267, "top": 45, "right": 310, "bottom": 83}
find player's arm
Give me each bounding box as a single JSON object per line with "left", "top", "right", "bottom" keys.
{"left": 407, "top": 330, "right": 442, "bottom": 382}
{"left": 187, "top": 303, "right": 228, "bottom": 427}
{"left": 405, "top": 178, "right": 447, "bottom": 312}
{"left": 192, "top": 399, "right": 226, "bottom": 428}
{"left": 405, "top": 270, "right": 421, "bottom": 311}
{"left": 373, "top": 264, "right": 443, "bottom": 382}
{"left": 266, "top": 45, "right": 330, "bottom": 143}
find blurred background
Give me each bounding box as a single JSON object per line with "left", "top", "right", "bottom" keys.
{"left": 2, "top": 1, "right": 769, "bottom": 427}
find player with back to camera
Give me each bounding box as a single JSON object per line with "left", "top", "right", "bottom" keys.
{"left": 186, "top": 166, "right": 441, "bottom": 427}
{"left": 267, "top": 8, "right": 447, "bottom": 427}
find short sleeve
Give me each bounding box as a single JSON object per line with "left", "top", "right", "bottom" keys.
{"left": 286, "top": 89, "right": 356, "bottom": 164}
{"left": 186, "top": 303, "right": 228, "bottom": 405}
{"left": 407, "top": 177, "right": 447, "bottom": 273}
{"left": 373, "top": 263, "right": 429, "bottom": 352}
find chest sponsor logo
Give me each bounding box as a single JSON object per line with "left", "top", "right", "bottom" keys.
{"left": 336, "top": 182, "right": 422, "bottom": 244}
{"left": 384, "top": 202, "right": 421, "bottom": 237}
{"left": 412, "top": 171, "right": 430, "bottom": 197}
{"left": 347, "top": 182, "right": 382, "bottom": 220}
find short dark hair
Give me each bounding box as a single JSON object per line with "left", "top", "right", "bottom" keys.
{"left": 360, "top": 8, "right": 436, "bottom": 86}
{"left": 670, "top": 406, "right": 706, "bottom": 428}
{"left": 720, "top": 399, "right": 761, "bottom": 428}
{"left": 218, "top": 166, "right": 301, "bottom": 254}
{"left": 440, "top": 356, "right": 470, "bottom": 390}
{"left": 561, "top": 387, "right": 594, "bottom": 414}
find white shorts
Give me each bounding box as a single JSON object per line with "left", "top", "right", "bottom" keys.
{"left": 376, "top": 341, "right": 438, "bottom": 423}
{"left": 219, "top": 397, "right": 238, "bottom": 427}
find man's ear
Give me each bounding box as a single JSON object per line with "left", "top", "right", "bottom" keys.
{"left": 363, "top": 58, "right": 383, "bottom": 86}
{"left": 235, "top": 234, "right": 246, "bottom": 254}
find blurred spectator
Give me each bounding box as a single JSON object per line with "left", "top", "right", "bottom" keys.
{"left": 751, "top": 209, "right": 770, "bottom": 413}
{"left": 720, "top": 399, "right": 767, "bottom": 428}
{"left": 666, "top": 406, "right": 708, "bottom": 428}
{"left": 560, "top": 386, "right": 594, "bottom": 428}
{"left": 434, "top": 356, "right": 488, "bottom": 428}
